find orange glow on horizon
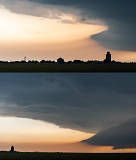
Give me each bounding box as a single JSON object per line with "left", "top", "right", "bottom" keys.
{"left": 0, "top": 117, "right": 136, "bottom": 153}
{"left": 1, "top": 142, "right": 136, "bottom": 153}
{"left": 0, "top": 5, "right": 109, "bottom": 61}
{"left": 0, "top": 117, "right": 93, "bottom": 144}
{"left": 0, "top": 6, "right": 107, "bottom": 43}
{"left": 0, "top": 4, "right": 135, "bottom": 62}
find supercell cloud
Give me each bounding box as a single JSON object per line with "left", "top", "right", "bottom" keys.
{"left": 0, "top": 73, "right": 136, "bottom": 149}
{"left": 0, "top": 73, "right": 136, "bottom": 133}
{"left": 0, "top": 0, "right": 135, "bottom": 51}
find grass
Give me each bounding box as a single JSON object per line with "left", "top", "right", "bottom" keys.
{"left": 0, "top": 63, "right": 136, "bottom": 72}
{"left": 0, "top": 152, "right": 136, "bottom": 160}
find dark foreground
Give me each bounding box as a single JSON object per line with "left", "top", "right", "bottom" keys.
{"left": 1, "top": 152, "right": 136, "bottom": 160}
{"left": 0, "top": 63, "right": 136, "bottom": 72}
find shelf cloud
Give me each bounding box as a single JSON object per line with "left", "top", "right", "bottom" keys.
{"left": 0, "top": 73, "right": 136, "bottom": 135}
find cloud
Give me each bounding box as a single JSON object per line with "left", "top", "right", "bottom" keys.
{"left": 60, "top": 19, "right": 76, "bottom": 24}
{"left": 0, "top": 0, "right": 63, "bottom": 19}
{"left": 83, "top": 118, "right": 136, "bottom": 149}
{"left": 0, "top": 0, "right": 80, "bottom": 23}
{"left": 1, "top": 0, "right": 135, "bottom": 51}
{"left": 34, "top": 0, "right": 136, "bottom": 51}
{"left": 0, "top": 73, "right": 136, "bottom": 134}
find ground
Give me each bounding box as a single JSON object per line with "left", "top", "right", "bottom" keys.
{"left": 0, "top": 63, "right": 136, "bottom": 72}
{"left": 0, "top": 152, "right": 136, "bottom": 160}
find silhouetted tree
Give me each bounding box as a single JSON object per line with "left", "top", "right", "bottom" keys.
{"left": 20, "top": 60, "right": 27, "bottom": 63}
{"left": 67, "top": 61, "right": 73, "bottom": 63}
{"left": 40, "top": 60, "right": 46, "bottom": 63}
{"left": 73, "top": 60, "right": 84, "bottom": 64}
{"left": 57, "top": 58, "right": 65, "bottom": 64}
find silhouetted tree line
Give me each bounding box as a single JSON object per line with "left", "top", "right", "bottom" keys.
{"left": 0, "top": 60, "right": 56, "bottom": 64}
{"left": 0, "top": 52, "right": 135, "bottom": 64}
{"left": 0, "top": 58, "right": 122, "bottom": 64}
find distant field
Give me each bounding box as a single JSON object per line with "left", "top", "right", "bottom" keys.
{"left": 0, "top": 63, "right": 136, "bottom": 72}
{"left": 0, "top": 152, "right": 136, "bottom": 160}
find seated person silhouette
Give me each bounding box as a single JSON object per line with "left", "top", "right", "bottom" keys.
{"left": 10, "top": 146, "right": 14, "bottom": 152}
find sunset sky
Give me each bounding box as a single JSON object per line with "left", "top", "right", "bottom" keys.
{"left": 0, "top": 0, "right": 136, "bottom": 62}
{"left": 0, "top": 73, "right": 136, "bottom": 152}
{"left": 0, "top": 0, "right": 136, "bottom": 153}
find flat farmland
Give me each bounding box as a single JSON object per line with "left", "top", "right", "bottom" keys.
{"left": 0, "top": 152, "right": 136, "bottom": 160}
{"left": 0, "top": 63, "right": 136, "bottom": 72}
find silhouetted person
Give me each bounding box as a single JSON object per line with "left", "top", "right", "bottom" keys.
{"left": 10, "top": 146, "right": 14, "bottom": 152}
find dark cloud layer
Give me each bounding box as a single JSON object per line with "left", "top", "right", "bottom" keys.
{"left": 0, "top": 73, "right": 136, "bottom": 135}
{"left": 26, "top": 0, "right": 136, "bottom": 51}
{"left": 83, "top": 118, "right": 136, "bottom": 149}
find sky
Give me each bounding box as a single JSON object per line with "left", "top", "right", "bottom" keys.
{"left": 0, "top": 0, "right": 136, "bottom": 61}
{"left": 0, "top": 73, "right": 136, "bottom": 152}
